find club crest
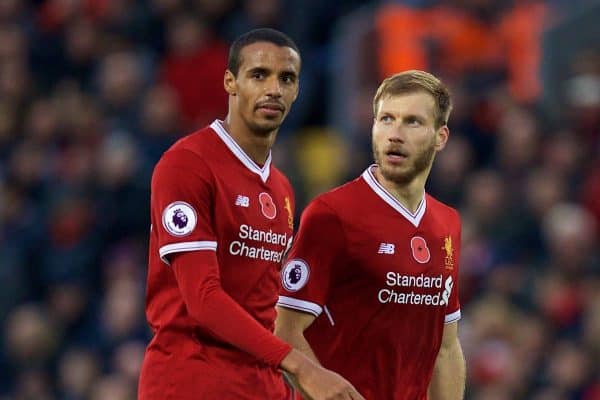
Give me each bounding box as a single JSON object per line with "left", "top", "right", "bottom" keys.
{"left": 442, "top": 235, "right": 454, "bottom": 270}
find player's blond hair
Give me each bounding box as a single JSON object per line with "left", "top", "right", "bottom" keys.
{"left": 372, "top": 70, "right": 452, "bottom": 129}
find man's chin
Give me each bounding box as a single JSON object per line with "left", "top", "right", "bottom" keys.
{"left": 250, "top": 120, "right": 282, "bottom": 135}
{"left": 379, "top": 165, "right": 415, "bottom": 185}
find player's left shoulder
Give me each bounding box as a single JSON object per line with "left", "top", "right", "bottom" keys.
{"left": 269, "top": 166, "right": 294, "bottom": 192}
{"left": 426, "top": 194, "right": 461, "bottom": 224}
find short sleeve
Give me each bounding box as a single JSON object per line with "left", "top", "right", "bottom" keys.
{"left": 444, "top": 211, "right": 461, "bottom": 324}
{"left": 151, "top": 150, "right": 217, "bottom": 264}
{"left": 277, "top": 199, "right": 344, "bottom": 317}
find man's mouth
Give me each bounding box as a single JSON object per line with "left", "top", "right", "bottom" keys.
{"left": 386, "top": 149, "right": 408, "bottom": 157}
{"left": 385, "top": 149, "right": 408, "bottom": 163}
{"left": 256, "top": 102, "right": 285, "bottom": 112}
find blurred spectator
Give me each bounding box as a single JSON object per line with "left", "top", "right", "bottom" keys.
{"left": 96, "top": 278, "right": 146, "bottom": 349}
{"left": 0, "top": 1, "right": 598, "bottom": 399}
{"left": 111, "top": 340, "right": 146, "bottom": 385}
{"left": 61, "top": 18, "right": 100, "bottom": 88}
{"left": 136, "top": 84, "right": 183, "bottom": 170}
{"left": 582, "top": 163, "right": 600, "bottom": 235}
{"left": 4, "top": 304, "right": 61, "bottom": 369}
{"left": 88, "top": 374, "right": 134, "bottom": 400}
{"left": 159, "top": 13, "right": 228, "bottom": 129}
{"left": 563, "top": 51, "right": 600, "bottom": 146}
{"left": 96, "top": 51, "right": 148, "bottom": 132}
{"left": 541, "top": 203, "right": 597, "bottom": 274}
{"left": 58, "top": 347, "right": 101, "bottom": 400}
{"left": 429, "top": 134, "right": 474, "bottom": 206}
{"left": 375, "top": 0, "right": 549, "bottom": 103}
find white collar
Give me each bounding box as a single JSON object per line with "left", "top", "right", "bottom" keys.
{"left": 210, "top": 120, "right": 272, "bottom": 183}
{"left": 361, "top": 165, "right": 426, "bottom": 227}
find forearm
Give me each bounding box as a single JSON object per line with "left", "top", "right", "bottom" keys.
{"left": 428, "top": 337, "right": 465, "bottom": 400}
{"left": 276, "top": 326, "right": 320, "bottom": 364}
{"left": 172, "top": 251, "right": 291, "bottom": 366}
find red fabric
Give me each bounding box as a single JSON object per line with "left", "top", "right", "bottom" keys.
{"left": 582, "top": 166, "right": 600, "bottom": 235}
{"left": 139, "top": 121, "right": 295, "bottom": 399}
{"left": 278, "top": 166, "right": 461, "bottom": 400}
{"left": 171, "top": 250, "right": 292, "bottom": 366}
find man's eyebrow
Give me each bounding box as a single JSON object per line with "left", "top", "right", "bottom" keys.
{"left": 246, "top": 67, "right": 269, "bottom": 74}
{"left": 280, "top": 69, "right": 298, "bottom": 76}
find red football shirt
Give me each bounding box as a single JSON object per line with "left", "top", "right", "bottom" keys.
{"left": 278, "top": 165, "right": 461, "bottom": 400}
{"left": 139, "top": 120, "right": 295, "bottom": 399}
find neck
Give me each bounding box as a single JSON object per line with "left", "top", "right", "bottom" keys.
{"left": 374, "top": 167, "right": 428, "bottom": 213}
{"left": 222, "top": 114, "right": 277, "bottom": 165}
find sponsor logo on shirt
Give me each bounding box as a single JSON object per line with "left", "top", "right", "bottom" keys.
{"left": 162, "top": 201, "right": 197, "bottom": 237}
{"left": 228, "top": 224, "right": 289, "bottom": 263}
{"left": 378, "top": 243, "right": 395, "bottom": 254}
{"left": 235, "top": 195, "right": 250, "bottom": 207}
{"left": 281, "top": 259, "right": 310, "bottom": 292}
{"left": 377, "top": 272, "right": 453, "bottom": 307}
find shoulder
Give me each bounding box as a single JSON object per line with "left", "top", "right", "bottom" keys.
{"left": 310, "top": 176, "right": 367, "bottom": 212}
{"left": 151, "top": 140, "right": 217, "bottom": 195}
{"left": 426, "top": 194, "right": 461, "bottom": 225}
{"left": 269, "top": 166, "right": 293, "bottom": 192}
{"left": 297, "top": 178, "right": 365, "bottom": 227}
{"left": 155, "top": 126, "right": 218, "bottom": 173}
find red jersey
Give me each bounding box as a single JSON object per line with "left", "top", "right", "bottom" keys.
{"left": 278, "top": 165, "right": 461, "bottom": 400}
{"left": 140, "top": 120, "right": 295, "bottom": 399}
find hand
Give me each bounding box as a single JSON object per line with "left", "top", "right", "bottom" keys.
{"left": 295, "top": 363, "right": 365, "bottom": 400}
{"left": 281, "top": 349, "right": 365, "bottom": 400}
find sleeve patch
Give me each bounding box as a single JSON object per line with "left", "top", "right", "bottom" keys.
{"left": 281, "top": 259, "right": 310, "bottom": 292}
{"left": 162, "top": 201, "right": 197, "bottom": 236}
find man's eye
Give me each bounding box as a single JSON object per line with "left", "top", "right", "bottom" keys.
{"left": 380, "top": 115, "right": 393, "bottom": 122}
{"left": 252, "top": 72, "right": 265, "bottom": 79}
{"left": 281, "top": 75, "right": 295, "bottom": 84}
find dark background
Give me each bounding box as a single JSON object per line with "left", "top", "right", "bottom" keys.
{"left": 0, "top": 0, "right": 599, "bottom": 399}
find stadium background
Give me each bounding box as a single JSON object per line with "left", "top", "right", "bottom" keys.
{"left": 0, "top": 0, "right": 599, "bottom": 399}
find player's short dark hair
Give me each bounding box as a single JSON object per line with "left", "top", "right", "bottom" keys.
{"left": 228, "top": 28, "right": 300, "bottom": 76}
{"left": 373, "top": 70, "right": 453, "bottom": 129}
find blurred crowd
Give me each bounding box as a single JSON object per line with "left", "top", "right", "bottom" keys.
{"left": 0, "top": 0, "right": 598, "bottom": 399}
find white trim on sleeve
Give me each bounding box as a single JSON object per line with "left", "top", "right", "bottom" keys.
{"left": 277, "top": 296, "right": 323, "bottom": 317}
{"left": 159, "top": 241, "right": 218, "bottom": 265}
{"left": 445, "top": 309, "right": 461, "bottom": 324}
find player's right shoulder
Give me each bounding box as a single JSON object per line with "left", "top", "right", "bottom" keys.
{"left": 309, "top": 176, "right": 363, "bottom": 212}
{"left": 155, "top": 126, "right": 217, "bottom": 171}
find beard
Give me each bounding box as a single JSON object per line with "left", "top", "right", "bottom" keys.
{"left": 244, "top": 111, "right": 285, "bottom": 137}
{"left": 372, "top": 138, "right": 436, "bottom": 185}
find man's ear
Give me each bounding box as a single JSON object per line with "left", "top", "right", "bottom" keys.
{"left": 435, "top": 126, "right": 449, "bottom": 151}
{"left": 224, "top": 70, "right": 236, "bottom": 96}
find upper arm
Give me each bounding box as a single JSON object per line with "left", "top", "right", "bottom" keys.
{"left": 278, "top": 199, "right": 345, "bottom": 314}
{"left": 151, "top": 151, "right": 216, "bottom": 264}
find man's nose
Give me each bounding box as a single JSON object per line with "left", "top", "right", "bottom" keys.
{"left": 388, "top": 126, "right": 406, "bottom": 142}
{"left": 265, "top": 76, "right": 282, "bottom": 97}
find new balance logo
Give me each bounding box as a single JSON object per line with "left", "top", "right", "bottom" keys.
{"left": 235, "top": 195, "right": 250, "bottom": 207}
{"left": 378, "top": 243, "right": 395, "bottom": 254}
